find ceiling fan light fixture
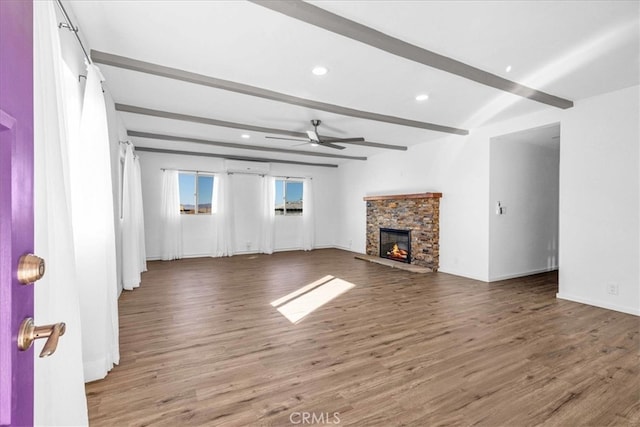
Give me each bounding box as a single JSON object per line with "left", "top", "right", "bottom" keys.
{"left": 415, "top": 93, "right": 429, "bottom": 102}
{"left": 241, "top": 134, "right": 250, "bottom": 139}
{"left": 310, "top": 142, "right": 319, "bottom": 147}
{"left": 306, "top": 130, "right": 320, "bottom": 142}
{"left": 312, "top": 66, "right": 328, "bottom": 76}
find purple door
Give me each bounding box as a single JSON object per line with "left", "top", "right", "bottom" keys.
{"left": 0, "top": 1, "right": 35, "bottom": 426}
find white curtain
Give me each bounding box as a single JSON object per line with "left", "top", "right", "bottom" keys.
{"left": 121, "top": 144, "right": 146, "bottom": 289}
{"left": 214, "top": 173, "right": 235, "bottom": 256}
{"left": 33, "top": 2, "right": 89, "bottom": 424}
{"left": 134, "top": 155, "right": 147, "bottom": 272}
{"left": 260, "top": 175, "right": 276, "bottom": 254}
{"left": 302, "top": 178, "right": 315, "bottom": 251}
{"left": 161, "top": 169, "right": 182, "bottom": 260}
{"left": 213, "top": 173, "right": 222, "bottom": 256}
{"left": 68, "top": 60, "right": 120, "bottom": 382}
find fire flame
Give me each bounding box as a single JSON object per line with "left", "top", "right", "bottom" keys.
{"left": 388, "top": 243, "right": 408, "bottom": 259}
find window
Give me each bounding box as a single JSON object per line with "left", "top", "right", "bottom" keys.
{"left": 179, "top": 172, "right": 214, "bottom": 214}
{"left": 275, "top": 179, "right": 303, "bottom": 215}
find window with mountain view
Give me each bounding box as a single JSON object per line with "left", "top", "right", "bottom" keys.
{"left": 275, "top": 180, "right": 303, "bottom": 215}
{"left": 179, "top": 172, "right": 214, "bottom": 214}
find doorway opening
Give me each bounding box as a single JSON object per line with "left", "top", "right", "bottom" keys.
{"left": 488, "top": 122, "right": 560, "bottom": 281}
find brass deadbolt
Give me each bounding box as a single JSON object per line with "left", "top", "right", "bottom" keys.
{"left": 17, "top": 318, "right": 66, "bottom": 358}
{"left": 17, "top": 254, "right": 45, "bottom": 284}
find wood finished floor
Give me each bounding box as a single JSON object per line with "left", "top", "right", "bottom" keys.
{"left": 86, "top": 249, "right": 639, "bottom": 426}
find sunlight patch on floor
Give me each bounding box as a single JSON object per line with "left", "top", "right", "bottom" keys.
{"left": 270, "top": 275, "right": 334, "bottom": 307}
{"left": 271, "top": 276, "right": 355, "bottom": 323}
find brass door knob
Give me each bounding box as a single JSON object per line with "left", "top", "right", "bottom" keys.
{"left": 17, "top": 254, "right": 45, "bottom": 284}
{"left": 17, "top": 318, "right": 66, "bottom": 358}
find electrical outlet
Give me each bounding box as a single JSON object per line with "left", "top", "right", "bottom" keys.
{"left": 606, "top": 283, "right": 619, "bottom": 296}
{"left": 348, "top": 239, "right": 352, "bottom": 248}
{"left": 246, "top": 241, "right": 251, "bottom": 250}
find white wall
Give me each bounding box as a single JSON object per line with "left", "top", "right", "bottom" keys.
{"left": 136, "top": 89, "right": 639, "bottom": 315}
{"left": 489, "top": 124, "right": 560, "bottom": 281}
{"left": 231, "top": 173, "right": 263, "bottom": 253}
{"left": 140, "top": 153, "right": 218, "bottom": 258}
{"left": 106, "top": 89, "right": 638, "bottom": 333}
{"left": 557, "top": 85, "right": 639, "bottom": 315}
{"left": 337, "top": 136, "right": 490, "bottom": 280}
{"left": 138, "top": 151, "right": 340, "bottom": 259}
{"left": 336, "top": 108, "right": 564, "bottom": 281}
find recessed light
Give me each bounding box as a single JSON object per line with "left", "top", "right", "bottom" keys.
{"left": 310, "top": 142, "right": 319, "bottom": 147}
{"left": 241, "top": 134, "right": 250, "bottom": 139}
{"left": 415, "top": 94, "right": 429, "bottom": 102}
{"left": 505, "top": 65, "right": 512, "bottom": 73}
{"left": 312, "top": 66, "right": 328, "bottom": 76}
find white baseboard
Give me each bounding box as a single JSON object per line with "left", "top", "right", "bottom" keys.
{"left": 312, "top": 244, "right": 337, "bottom": 250}
{"left": 437, "top": 268, "right": 488, "bottom": 282}
{"left": 556, "top": 292, "right": 640, "bottom": 316}
{"left": 184, "top": 253, "right": 217, "bottom": 258}
{"left": 232, "top": 250, "right": 260, "bottom": 255}
{"left": 333, "top": 245, "right": 362, "bottom": 253}
{"left": 146, "top": 246, "right": 340, "bottom": 261}
{"left": 489, "top": 266, "right": 558, "bottom": 282}
{"left": 145, "top": 253, "right": 216, "bottom": 261}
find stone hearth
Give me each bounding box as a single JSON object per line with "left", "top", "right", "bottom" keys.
{"left": 364, "top": 192, "right": 442, "bottom": 271}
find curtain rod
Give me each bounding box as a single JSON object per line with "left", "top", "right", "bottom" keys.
{"left": 55, "top": 0, "right": 92, "bottom": 65}
{"left": 159, "top": 168, "right": 311, "bottom": 180}
{"left": 273, "top": 175, "right": 311, "bottom": 180}
{"left": 226, "top": 171, "right": 310, "bottom": 180}
{"left": 160, "top": 168, "right": 218, "bottom": 175}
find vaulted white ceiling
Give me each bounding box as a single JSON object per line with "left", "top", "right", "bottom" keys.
{"left": 67, "top": 0, "right": 639, "bottom": 167}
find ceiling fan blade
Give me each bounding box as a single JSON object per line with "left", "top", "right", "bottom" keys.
{"left": 319, "top": 141, "right": 346, "bottom": 150}
{"left": 266, "top": 136, "right": 307, "bottom": 142}
{"left": 330, "top": 140, "right": 407, "bottom": 150}
{"left": 320, "top": 137, "right": 365, "bottom": 143}
{"left": 268, "top": 120, "right": 406, "bottom": 151}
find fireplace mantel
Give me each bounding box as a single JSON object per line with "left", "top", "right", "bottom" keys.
{"left": 363, "top": 192, "right": 442, "bottom": 201}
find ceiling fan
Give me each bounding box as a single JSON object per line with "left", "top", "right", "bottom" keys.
{"left": 265, "top": 120, "right": 365, "bottom": 150}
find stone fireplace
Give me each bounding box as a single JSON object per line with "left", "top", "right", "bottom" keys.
{"left": 364, "top": 192, "right": 442, "bottom": 271}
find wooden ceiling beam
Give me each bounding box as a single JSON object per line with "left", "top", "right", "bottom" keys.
{"left": 127, "top": 130, "right": 368, "bottom": 161}
{"left": 251, "top": 0, "right": 573, "bottom": 109}
{"left": 116, "top": 104, "right": 407, "bottom": 151}
{"left": 92, "top": 50, "right": 468, "bottom": 135}
{"left": 134, "top": 146, "right": 339, "bottom": 168}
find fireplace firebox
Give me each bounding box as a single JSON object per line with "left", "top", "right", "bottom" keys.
{"left": 379, "top": 228, "right": 411, "bottom": 263}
